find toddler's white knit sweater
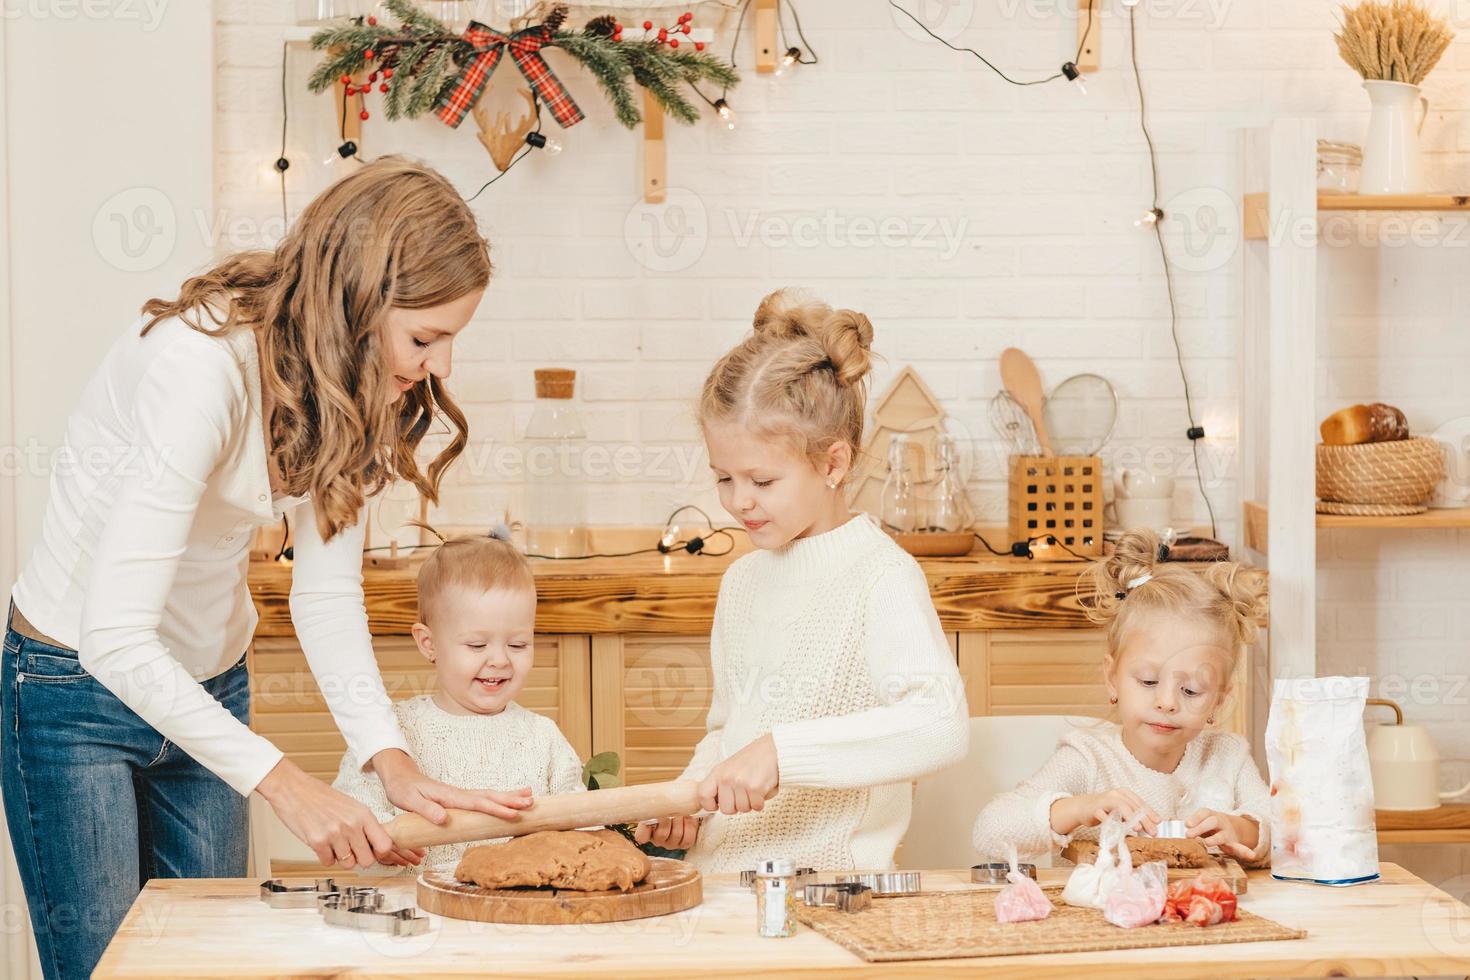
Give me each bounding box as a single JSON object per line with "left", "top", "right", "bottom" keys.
{"left": 971, "top": 722, "right": 1272, "bottom": 867}
{"left": 333, "top": 696, "right": 586, "bottom": 873}
{"left": 680, "top": 514, "right": 970, "bottom": 873}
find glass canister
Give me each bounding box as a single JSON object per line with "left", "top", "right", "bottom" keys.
{"left": 879, "top": 434, "right": 920, "bottom": 533}
{"left": 924, "top": 433, "right": 973, "bottom": 533}
{"left": 754, "top": 859, "right": 796, "bottom": 938}
{"left": 521, "top": 368, "right": 589, "bottom": 558}
{"left": 1317, "top": 140, "right": 1363, "bottom": 193}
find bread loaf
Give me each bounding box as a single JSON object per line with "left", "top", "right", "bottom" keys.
{"left": 1320, "top": 403, "right": 1408, "bottom": 445}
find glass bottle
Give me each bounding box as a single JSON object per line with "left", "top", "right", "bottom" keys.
{"left": 925, "top": 433, "right": 973, "bottom": 533}
{"left": 522, "top": 368, "right": 589, "bottom": 558}
{"left": 880, "top": 434, "right": 919, "bottom": 533}
{"left": 754, "top": 859, "right": 796, "bottom": 938}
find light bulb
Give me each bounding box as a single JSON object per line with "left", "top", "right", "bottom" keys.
{"left": 1134, "top": 207, "right": 1164, "bottom": 227}
{"left": 775, "top": 46, "right": 801, "bottom": 74}
{"left": 660, "top": 525, "right": 681, "bottom": 552}
{"left": 525, "top": 131, "right": 562, "bottom": 155}
{"left": 714, "top": 98, "right": 736, "bottom": 130}
{"left": 323, "top": 141, "right": 358, "bottom": 165}
{"left": 1061, "top": 61, "right": 1087, "bottom": 96}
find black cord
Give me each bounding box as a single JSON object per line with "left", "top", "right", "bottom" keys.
{"left": 278, "top": 42, "right": 289, "bottom": 228}
{"left": 1127, "top": 7, "right": 1217, "bottom": 540}
{"left": 887, "top": 0, "right": 1090, "bottom": 87}
{"left": 973, "top": 530, "right": 1092, "bottom": 561}
{"left": 778, "top": 0, "right": 819, "bottom": 65}
{"left": 467, "top": 103, "right": 542, "bottom": 202}
{"left": 273, "top": 516, "right": 292, "bottom": 562}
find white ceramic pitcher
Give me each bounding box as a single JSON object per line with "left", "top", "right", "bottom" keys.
{"left": 1366, "top": 698, "right": 1470, "bottom": 811}
{"left": 1360, "top": 80, "right": 1429, "bottom": 195}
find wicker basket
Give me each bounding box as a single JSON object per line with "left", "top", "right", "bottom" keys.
{"left": 1316, "top": 437, "right": 1444, "bottom": 507}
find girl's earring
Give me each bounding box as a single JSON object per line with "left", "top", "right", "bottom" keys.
{"left": 1108, "top": 696, "right": 1118, "bottom": 705}
{"left": 826, "top": 479, "right": 838, "bottom": 490}
{"left": 1207, "top": 715, "right": 1215, "bottom": 724}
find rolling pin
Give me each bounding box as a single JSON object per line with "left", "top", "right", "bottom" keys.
{"left": 384, "top": 779, "right": 702, "bottom": 850}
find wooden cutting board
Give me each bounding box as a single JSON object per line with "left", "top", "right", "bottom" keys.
{"left": 416, "top": 857, "right": 701, "bottom": 925}
{"left": 1061, "top": 840, "right": 1248, "bottom": 894}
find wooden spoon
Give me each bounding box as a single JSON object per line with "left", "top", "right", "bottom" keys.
{"left": 999, "top": 348, "right": 1053, "bottom": 457}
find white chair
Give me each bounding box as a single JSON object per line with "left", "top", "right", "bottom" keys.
{"left": 248, "top": 794, "right": 323, "bottom": 878}
{"left": 896, "top": 714, "right": 1095, "bottom": 871}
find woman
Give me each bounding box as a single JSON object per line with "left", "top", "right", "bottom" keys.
{"left": 2, "top": 158, "right": 530, "bottom": 980}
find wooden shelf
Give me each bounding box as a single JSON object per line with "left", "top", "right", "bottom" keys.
{"left": 1377, "top": 804, "right": 1470, "bottom": 845}
{"left": 1244, "top": 500, "right": 1470, "bottom": 552}
{"left": 1243, "top": 191, "right": 1470, "bottom": 240}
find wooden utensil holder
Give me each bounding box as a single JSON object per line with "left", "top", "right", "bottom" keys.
{"left": 1007, "top": 454, "right": 1104, "bottom": 556}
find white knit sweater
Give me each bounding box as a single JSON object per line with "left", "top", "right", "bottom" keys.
{"left": 971, "top": 723, "right": 1272, "bottom": 867}
{"left": 680, "top": 514, "right": 970, "bottom": 873}
{"left": 333, "top": 696, "right": 586, "bottom": 873}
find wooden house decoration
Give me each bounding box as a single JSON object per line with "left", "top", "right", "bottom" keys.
{"left": 850, "top": 366, "right": 949, "bottom": 520}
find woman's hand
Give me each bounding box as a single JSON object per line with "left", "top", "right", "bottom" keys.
{"left": 371, "top": 748, "right": 534, "bottom": 824}
{"left": 1185, "top": 808, "right": 1259, "bottom": 860}
{"left": 634, "top": 816, "right": 700, "bottom": 850}
{"left": 696, "top": 733, "right": 780, "bottom": 816}
{"left": 1052, "top": 789, "right": 1161, "bottom": 836}
{"left": 256, "top": 758, "right": 425, "bottom": 869}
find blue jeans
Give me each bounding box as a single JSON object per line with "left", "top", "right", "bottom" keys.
{"left": 2, "top": 607, "right": 250, "bottom": 980}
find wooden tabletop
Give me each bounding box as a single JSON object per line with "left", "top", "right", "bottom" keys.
{"left": 248, "top": 545, "right": 1104, "bottom": 636}
{"left": 94, "top": 863, "right": 1470, "bottom": 978}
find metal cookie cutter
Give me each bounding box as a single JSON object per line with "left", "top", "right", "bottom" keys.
{"left": 259, "top": 878, "right": 341, "bottom": 909}
{"left": 803, "top": 882, "right": 872, "bottom": 913}
{"left": 319, "top": 891, "right": 429, "bottom": 937}
{"left": 1150, "top": 819, "right": 1190, "bottom": 838}
{"left": 971, "top": 863, "right": 1037, "bottom": 884}
{"left": 834, "top": 871, "right": 922, "bottom": 897}
{"left": 316, "top": 885, "right": 385, "bottom": 914}
{"left": 741, "top": 866, "right": 816, "bottom": 889}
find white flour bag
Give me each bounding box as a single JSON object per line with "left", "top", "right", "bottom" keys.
{"left": 1265, "top": 676, "right": 1380, "bottom": 885}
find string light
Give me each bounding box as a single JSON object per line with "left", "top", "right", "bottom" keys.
{"left": 714, "top": 98, "right": 736, "bottom": 129}
{"left": 525, "top": 131, "right": 562, "bottom": 155}
{"left": 775, "top": 46, "right": 801, "bottom": 74}
{"left": 1134, "top": 207, "right": 1164, "bottom": 226}
{"left": 1061, "top": 61, "right": 1087, "bottom": 96}
{"left": 324, "top": 140, "right": 358, "bottom": 165}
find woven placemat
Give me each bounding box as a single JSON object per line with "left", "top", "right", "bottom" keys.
{"left": 795, "top": 889, "right": 1305, "bottom": 962}
{"left": 1317, "top": 500, "right": 1426, "bottom": 516}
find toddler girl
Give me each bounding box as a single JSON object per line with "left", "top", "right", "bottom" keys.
{"left": 637, "top": 289, "right": 970, "bottom": 872}
{"left": 334, "top": 527, "right": 585, "bottom": 871}
{"left": 972, "top": 528, "right": 1271, "bottom": 866}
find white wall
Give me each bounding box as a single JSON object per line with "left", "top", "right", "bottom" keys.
{"left": 210, "top": 0, "right": 1470, "bottom": 886}
{"left": 1, "top": 2, "right": 216, "bottom": 976}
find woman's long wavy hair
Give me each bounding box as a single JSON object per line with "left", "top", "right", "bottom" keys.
{"left": 139, "top": 157, "right": 490, "bottom": 540}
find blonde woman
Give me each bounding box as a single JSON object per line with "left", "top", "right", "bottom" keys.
{"left": 3, "top": 159, "right": 529, "bottom": 980}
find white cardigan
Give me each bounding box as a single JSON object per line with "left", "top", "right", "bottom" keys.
{"left": 11, "top": 314, "right": 410, "bottom": 795}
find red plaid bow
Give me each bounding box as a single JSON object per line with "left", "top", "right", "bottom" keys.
{"left": 435, "top": 21, "right": 585, "bottom": 129}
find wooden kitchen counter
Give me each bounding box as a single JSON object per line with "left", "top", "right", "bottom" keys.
{"left": 95, "top": 863, "right": 1470, "bottom": 978}
{"left": 247, "top": 544, "right": 1102, "bottom": 636}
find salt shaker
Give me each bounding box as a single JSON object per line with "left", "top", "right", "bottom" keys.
{"left": 754, "top": 858, "right": 796, "bottom": 938}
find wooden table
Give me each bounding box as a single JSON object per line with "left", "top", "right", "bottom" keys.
{"left": 95, "top": 864, "right": 1470, "bottom": 978}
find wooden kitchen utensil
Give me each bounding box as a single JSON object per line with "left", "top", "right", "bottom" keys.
{"left": 384, "top": 780, "right": 701, "bottom": 850}
{"left": 417, "top": 857, "right": 702, "bottom": 925}
{"left": 1000, "top": 348, "right": 1053, "bottom": 457}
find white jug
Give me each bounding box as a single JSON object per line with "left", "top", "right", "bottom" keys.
{"left": 1366, "top": 699, "right": 1470, "bottom": 811}
{"left": 1360, "top": 80, "right": 1429, "bottom": 195}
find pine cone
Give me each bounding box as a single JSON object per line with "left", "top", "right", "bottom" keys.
{"left": 542, "top": 4, "right": 568, "bottom": 33}
{"left": 583, "top": 14, "right": 617, "bottom": 37}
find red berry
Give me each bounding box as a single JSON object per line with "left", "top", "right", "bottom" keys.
{"left": 612, "top": 31, "right": 622, "bottom": 41}
{"left": 339, "top": 73, "right": 351, "bottom": 84}
{"left": 344, "top": 85, "right": 355, "bottom": 96}
{"left": 360, "top": 109, "right": 370, "bottom": 120}
{"left": 367, "top": 15, "right": 376, "bottom": 25}
{"left": 368, "top": 71, "right": 378, "bottom": 82}
{"left": 682, "top": 23, "right": 691, "bottom": 33}
{"left": 669, "top": 37, "right": 679, "bottom": 47}
{"left": 682, "top": 12, "right": 693, "bottom": 22}
{"left": 694, "top": 41, "right": 704, "bottom": 50}
{"left": 657, "top": 28, "right": 667, "bottom": 39}
{"left": 643, "top": 19, "right": 652, "bottom": 29}
{"left": 363, "top": 48, "right": 375, "bottom": 59}
{"left": 379, "top": 82, "right": 389, "bottom": 93}
{"left": 613, "top": 21, "right": 621, "bottom": 31}
{"left": 382, "top": 67, "right": 393, "bottom": 78}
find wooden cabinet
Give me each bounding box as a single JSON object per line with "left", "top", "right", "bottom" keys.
{"left": 590, "top": 634, "right": 713, "bottom": 786}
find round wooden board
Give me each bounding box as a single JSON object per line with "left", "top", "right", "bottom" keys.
{"left": 416, "top": 857, "right": 702, "bottom": 925}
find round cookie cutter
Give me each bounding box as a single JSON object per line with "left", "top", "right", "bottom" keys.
{"left": 802, "top": 882, "right": 873, "bottom": 912}
{"left": 971, "top": 863, "right": 1037, "bottom": 884}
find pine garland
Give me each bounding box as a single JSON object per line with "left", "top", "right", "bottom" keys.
{"left": 307, "top": 0, "right": 739, "bottom": 128}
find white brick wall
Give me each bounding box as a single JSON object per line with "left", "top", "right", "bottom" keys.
{"left": 219, "top": 1, "right": 1470, "bottom": 879}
